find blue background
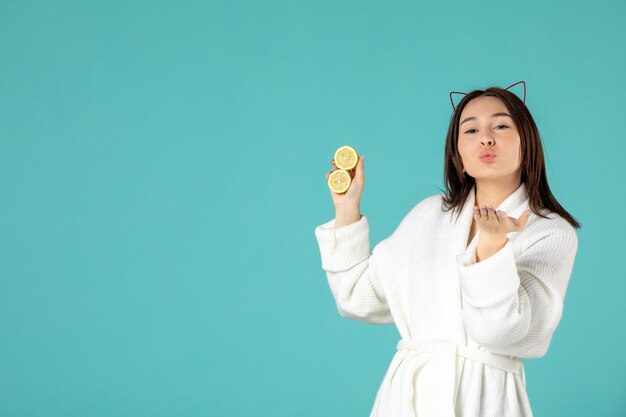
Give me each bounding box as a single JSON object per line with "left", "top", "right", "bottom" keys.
{"left": 1, "top": 1, "right": 624, "bottom": 416}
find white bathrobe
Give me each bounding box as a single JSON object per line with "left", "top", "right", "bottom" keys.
{"left": 313, "top": 182, "right": 578, "bottom": 417}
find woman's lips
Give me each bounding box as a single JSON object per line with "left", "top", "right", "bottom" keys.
{"left": 479, "top": 155, "right": 496, "bottom": 163}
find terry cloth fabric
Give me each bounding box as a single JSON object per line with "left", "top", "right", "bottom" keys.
{"left": 314, "top": 182, "right": 578, "bottom": 417}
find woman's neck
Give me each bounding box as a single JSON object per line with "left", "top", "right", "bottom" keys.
{"left": 474, "top": 178, "right": 522, "bottom": 209}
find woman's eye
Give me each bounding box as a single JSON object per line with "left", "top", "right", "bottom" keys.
{"left": 464, "top": 125, "right": 508, "bottom": 134}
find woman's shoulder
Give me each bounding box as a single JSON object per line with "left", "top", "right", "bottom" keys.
{"left": 398, "top": 193, "right": 444, "bottom": 225}
{"left": 409, "top": 193, "right": 444, "bottom": 215}
{"left": 529, "top": 208, "right": 576, "bottom": 230}
{"left": 374, "top": 194, "right": 442, "bottom": 258}
{"left": 522, "top": 208, "right": 578, "bottom": 247}
{"left": 389, "top": 193, "right": 444, "bottom": 237}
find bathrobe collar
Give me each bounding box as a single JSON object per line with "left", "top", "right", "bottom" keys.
{"left": 466, "top": 181, "right": 528, "bottom": 217}
{"left": 422, "top": 182, "right": 530, "bottom": 417}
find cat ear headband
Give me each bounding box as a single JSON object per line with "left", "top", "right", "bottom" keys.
{"left": 449, "top": 80, "right": 526, "bottom": 112}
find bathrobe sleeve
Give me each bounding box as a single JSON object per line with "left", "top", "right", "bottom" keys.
{"left": 455, "top": 224, "right": 579, "bottom": 358}
{"left": 314, "top": 214, "right": 393, "bottom": 324}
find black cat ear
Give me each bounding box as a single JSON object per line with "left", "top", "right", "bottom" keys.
{"left": 451, "top": 80, "right": 526, "bottom": 111}
{"left": 449, "top": 91, "right": 467, "bottom": 112}
{"left": 504, "top": 80, "right": 526, "bottom": 106}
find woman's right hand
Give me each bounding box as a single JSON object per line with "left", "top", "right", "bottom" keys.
{"left": 326, "top": 154, "right": 365, "bottom": 213}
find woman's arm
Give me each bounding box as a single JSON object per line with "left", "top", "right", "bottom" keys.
{"left": 314, "top": 214, "right": 393, "bottom": 324}
{"left": 455, "top": 222, "right": 579, "bottom": 358}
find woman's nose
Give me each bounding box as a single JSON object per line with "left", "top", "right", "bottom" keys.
{"left": 481, "top": 136, "right": 495, "bottom": 146}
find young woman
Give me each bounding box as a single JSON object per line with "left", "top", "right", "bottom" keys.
{"left": 314, "top": 81, "right": 580, "bottom": 417}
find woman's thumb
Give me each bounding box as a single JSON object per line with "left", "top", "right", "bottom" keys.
{"left": 519, "top": 210, "right": 531, "bottom": 228}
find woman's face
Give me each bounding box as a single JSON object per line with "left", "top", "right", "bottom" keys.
{"left": 457, "top": 96, "right": 522, "bottom": 182}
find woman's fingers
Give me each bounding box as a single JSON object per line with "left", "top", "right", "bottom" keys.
{"left": 354, "top": 155, "right": 364, "bottom": 182}
{"left": 474, "top": 205, "right": 502, "bottom": 222}
{"left": 488, "top": 206, "right": 499, "bottom": 222}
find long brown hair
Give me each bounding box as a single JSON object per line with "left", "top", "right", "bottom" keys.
{"left": 439, "top": 85, "right": 581, "bottom": 229}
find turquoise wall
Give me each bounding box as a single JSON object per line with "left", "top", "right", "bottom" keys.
{"left": 1, "top": 1, "right": 624, "bottom": 416}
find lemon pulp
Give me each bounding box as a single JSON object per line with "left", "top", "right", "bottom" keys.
{"left": 333, "top": 146, "right": 358, "bottom": 170}
{"left": 327, "top": 170, "right": 351, "bottom": 193}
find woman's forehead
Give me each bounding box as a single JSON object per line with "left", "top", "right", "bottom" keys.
{"left": 461, "top": 96, "right": 507, "bottom": 117}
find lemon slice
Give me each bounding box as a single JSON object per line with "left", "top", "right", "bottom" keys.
{"left": 333, "top": 146, "right": 359, "bottom": 170}
{"left": 327, "top": 169, "right": 352, "bottom": 194}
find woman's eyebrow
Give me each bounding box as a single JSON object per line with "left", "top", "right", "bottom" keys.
{"left": 460, "top": 112, "right": 512, "bottom": 126}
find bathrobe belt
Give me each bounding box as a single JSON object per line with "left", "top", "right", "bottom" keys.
{"left": 397, "top": 339, "right": 526, "bottom": 417}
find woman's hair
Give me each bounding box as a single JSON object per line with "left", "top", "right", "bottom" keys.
{"left": 439, "top": 85, "right": 581, "bottom": 229}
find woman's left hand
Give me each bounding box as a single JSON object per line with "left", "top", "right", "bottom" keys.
{"left": 474, "top": 205, "right": 532, "bottom": 238}
{"left": 473, "top": 205, "right": 532, "bottom": 261}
